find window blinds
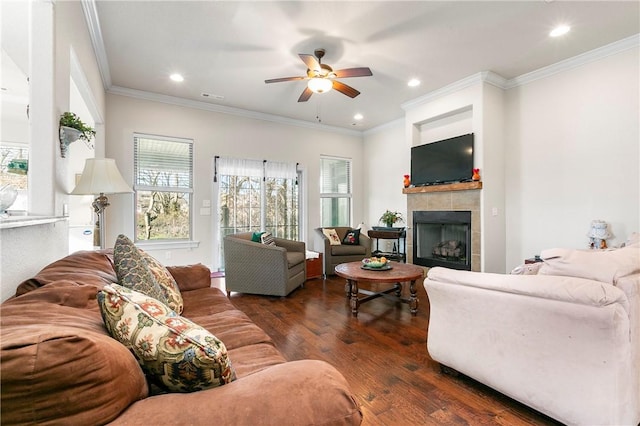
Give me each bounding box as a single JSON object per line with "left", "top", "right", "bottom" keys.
{"left": 134, "top": 134, "right": 193, "bottom": 191}
{"left": 320, "top": 156, "right": 351, "bottom": 194}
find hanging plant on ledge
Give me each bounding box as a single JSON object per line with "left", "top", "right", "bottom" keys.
{"left": 59, "top": 112, "right": 96, "bottom": 157}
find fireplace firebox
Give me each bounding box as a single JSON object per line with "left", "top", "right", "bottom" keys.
{"left": 413, "top": 211, "right": 471, "bottom": 270}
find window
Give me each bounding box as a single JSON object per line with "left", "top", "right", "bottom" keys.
{"left": 216, "top": 158, "right": 300, "bottom": 268}
{"left": 0, "top": 145, "right": 29, "bottom": 211}
{"left": 320, "top": 156, "right": 351, "bottom": 226}
{"left": 134, "top": 134, "right": 193, "bottom": 241}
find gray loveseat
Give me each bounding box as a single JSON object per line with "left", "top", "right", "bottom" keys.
{"left": 314, "top": 227, "right": 371, "bottom": 276}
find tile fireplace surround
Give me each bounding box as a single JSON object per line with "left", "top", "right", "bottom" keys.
{"left": 404, "top": 182, "right": 482, "bottom": 272}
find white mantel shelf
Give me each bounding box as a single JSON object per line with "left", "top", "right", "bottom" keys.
{"left": 402, "top": 181, "right": 483, "bottom": 194}
{"left": 0, "top": 216, "right": 67, "bottom": 230}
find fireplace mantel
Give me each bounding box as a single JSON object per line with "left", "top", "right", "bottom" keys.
{"left": 402, "top": 181, "right": 482, "bottom": 194}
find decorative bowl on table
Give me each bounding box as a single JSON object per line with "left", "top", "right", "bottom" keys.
{"left": 361, "top": 257, "right": 389, "bottom": 269}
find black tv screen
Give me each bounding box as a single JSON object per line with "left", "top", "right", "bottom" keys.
{"left": 410, "top": 133, "right": 474, "bottom": 186}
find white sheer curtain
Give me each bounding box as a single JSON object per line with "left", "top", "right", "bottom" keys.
{"left": 265, "top": 161, "right": 297, "bottom": 179}
{"left": 216, "top": 157, "right": 263, "bottom": 177}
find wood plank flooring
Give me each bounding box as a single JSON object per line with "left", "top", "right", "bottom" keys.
{"left": 213, "top": 275, "right": 560, "bottom": 426}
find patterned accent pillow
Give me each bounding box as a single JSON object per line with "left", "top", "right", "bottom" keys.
{"left": 113, "top": 234, "right": 167, "bottom": 304}
{"left": 140, "top": 251, "right": 184, "bottom": 314}
{"left": 342, "top": 229, "right": 360, "bottom": 245}
{"left": 322, "top": 228, "right": 342, "bottom": 246}
{"left": 97, "top": 284, "right": 236, "bottom": 392}
{"left": 260, "top": 231, "right": 276, "bottom": 246}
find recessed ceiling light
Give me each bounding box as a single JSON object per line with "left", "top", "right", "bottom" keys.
{"left": 408, "top": 78, "right": 421, "bottom": 87}
{"left": 354, "top": 113, "right": 363, "bottom": 121}
{"left": 170, "top": 73, "right": 184, "bottom": 82}
{"left": 550, "top": 25, "right": 570, "bottom": 37}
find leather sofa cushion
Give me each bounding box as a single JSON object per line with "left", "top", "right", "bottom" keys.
{"left": 0, "top": 281, "right": 148, "bottom": 424}
{"left": 331, "top": 244, "right": 368, "bottom": 256}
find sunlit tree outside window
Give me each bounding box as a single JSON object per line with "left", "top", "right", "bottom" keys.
{"left": 134, "top": 135, "right": 193, "bottom": 241}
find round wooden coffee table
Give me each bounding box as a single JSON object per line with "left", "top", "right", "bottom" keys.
{"left": 334, "top": 261, "right": 424, "bottom": 317}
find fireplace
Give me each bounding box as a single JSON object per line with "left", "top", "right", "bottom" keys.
{"left": 413, "top": 211, "right": 471, "bottom": 270}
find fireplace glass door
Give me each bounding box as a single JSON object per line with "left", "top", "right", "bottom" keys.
{"left": 413, "top": 211, "right": 471, "bottom": 270}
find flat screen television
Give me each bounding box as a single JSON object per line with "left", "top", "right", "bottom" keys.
{"left": 410, "top": 133, "right": 474, "bottom": 186}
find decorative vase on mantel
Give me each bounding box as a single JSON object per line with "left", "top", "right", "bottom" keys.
{"left": 59, "top": 126, "right": 82, "bottom": 158}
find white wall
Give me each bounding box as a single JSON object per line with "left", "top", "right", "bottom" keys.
{"left": 362, "top": 120, "right": 407, "bottom": 230}
{"left": 504, "top": 46, "right": 640, "bottom": 268}
{"left": 1, "top": 1, "right": 105, "bottom": 301}
{"left": 105, "top": 93, "right": 364, "bottom": 268}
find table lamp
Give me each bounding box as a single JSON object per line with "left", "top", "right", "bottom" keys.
{"left": 71, "top": 158, "right": 133, "bottom": 249}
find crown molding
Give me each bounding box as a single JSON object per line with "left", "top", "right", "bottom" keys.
{"left": 81, "top": 0, "right": 111, "bottom": 89}
{"left": 107, "top": 86, "right": 363, "bottom": 138}
{"left": 401, "top": 71, "right": 507, "bottom": 111}
{"left": 506, "top": 34, "right": 639, "bottom": 89}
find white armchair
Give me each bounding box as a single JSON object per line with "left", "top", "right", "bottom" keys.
{"left": 424, "top": 244, "right": 640, "bottom": 426}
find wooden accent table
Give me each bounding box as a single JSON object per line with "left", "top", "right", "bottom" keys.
{"left": 334, "top": 261, "right": 424, "bottom": 317}
{"left": 306, "top": 252, "right": 323, "bottom": 280}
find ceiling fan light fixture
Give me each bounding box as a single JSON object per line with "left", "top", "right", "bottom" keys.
{"left": 308, "top": 77, "right": 333, "bottom": 94}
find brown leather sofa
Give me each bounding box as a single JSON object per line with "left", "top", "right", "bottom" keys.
{"left": 0, "top": 250, "right": 362, "bottom": 425}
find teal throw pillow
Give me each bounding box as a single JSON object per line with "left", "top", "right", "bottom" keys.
{"left": 251, "top": 232, "right": 264, "bottom": 243}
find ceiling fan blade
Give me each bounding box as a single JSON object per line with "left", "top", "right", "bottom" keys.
{"left": 265, "top": 76, "right": 306, "bottom": 84}
{"left": 298, "top": 87, "right": 313, "bottom": 102}
{"left": 334, "top": 67, "right": 373, "bottom": 79}
{"left": 332, "top": 80, "right": 360, "bottom": 98}
{"left": 299, "top": 54, "right": 321, "bottom": 72}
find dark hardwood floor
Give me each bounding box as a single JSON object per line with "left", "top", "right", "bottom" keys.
{"left": 213, "top": 275, "right": 560, "bottom": 426}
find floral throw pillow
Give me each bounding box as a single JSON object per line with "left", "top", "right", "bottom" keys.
{"left": 113, "top": 234, "right": 167, "bottom": 305}
{"left": 97, "top": 284, "right": 236, "bottom": 393}
{"left": 322, "top": 228, "right": 342, "bottom": 246}
{"left": 342, "top": 229, "right": 360, "bottom": 245}
{"left": 139, "top": 250, "right": 184, "bottom": 314}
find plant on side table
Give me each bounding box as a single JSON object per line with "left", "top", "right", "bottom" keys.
{"left": 379, "top": 210, "right": 404, "bottom": 228}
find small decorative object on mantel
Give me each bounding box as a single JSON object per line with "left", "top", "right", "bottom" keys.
{"left": 587, "top": 219, "right": 612, "bottom": 249}
{"left": 379, "top": 210, "right": 404, "bottom": 228}
{"left": 403, "top": 174, "right": 410, "bottom": 188}
{"left": 59, "top": 112, "right": 96, "bottom": 158}
{"left": 472, "top": 168, "right": 481, "bottom": 181}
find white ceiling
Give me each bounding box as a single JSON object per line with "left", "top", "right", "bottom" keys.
{"left": 3, "top": 1, "right": 640, "bottom": 134}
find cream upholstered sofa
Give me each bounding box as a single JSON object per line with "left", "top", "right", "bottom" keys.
{"left": 224, "top": 232, "right": 306, "bottom": 296}
{"left": 424, "top": 243, "right": 640, "bottom": 426}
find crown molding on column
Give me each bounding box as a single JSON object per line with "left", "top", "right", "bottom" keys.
{"left": 81, "top": 0, "right": 111, "bottom": 89}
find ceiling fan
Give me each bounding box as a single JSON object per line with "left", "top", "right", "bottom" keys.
{"left": 265, "top": 48, "right": 373, "bottom": 102}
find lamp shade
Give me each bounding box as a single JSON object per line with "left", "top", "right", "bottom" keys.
{"left": 308, "top": 77, "right": 333, "bottom": 94}
{"left": 71, "top": 158, "right": 133, "bottom": 195}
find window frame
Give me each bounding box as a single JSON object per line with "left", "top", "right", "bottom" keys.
{"left": 133, "top": 133, "right": 197, "bottom": 248}
{"left": 320, "top": 155, "right": 352, "bottom": 227}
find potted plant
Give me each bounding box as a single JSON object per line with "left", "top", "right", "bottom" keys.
{"left": 59, "top": 112, "right": 96, "bottom": 157}
{"left": 379, "top": 210, "right": 404, "bottom": 228}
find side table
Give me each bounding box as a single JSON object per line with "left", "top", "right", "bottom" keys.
{"left": 367, "top": 228, "right": 406, "bottom": 262}
{"left": 306, "top": 251, "right": 323, "bottom": 280}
